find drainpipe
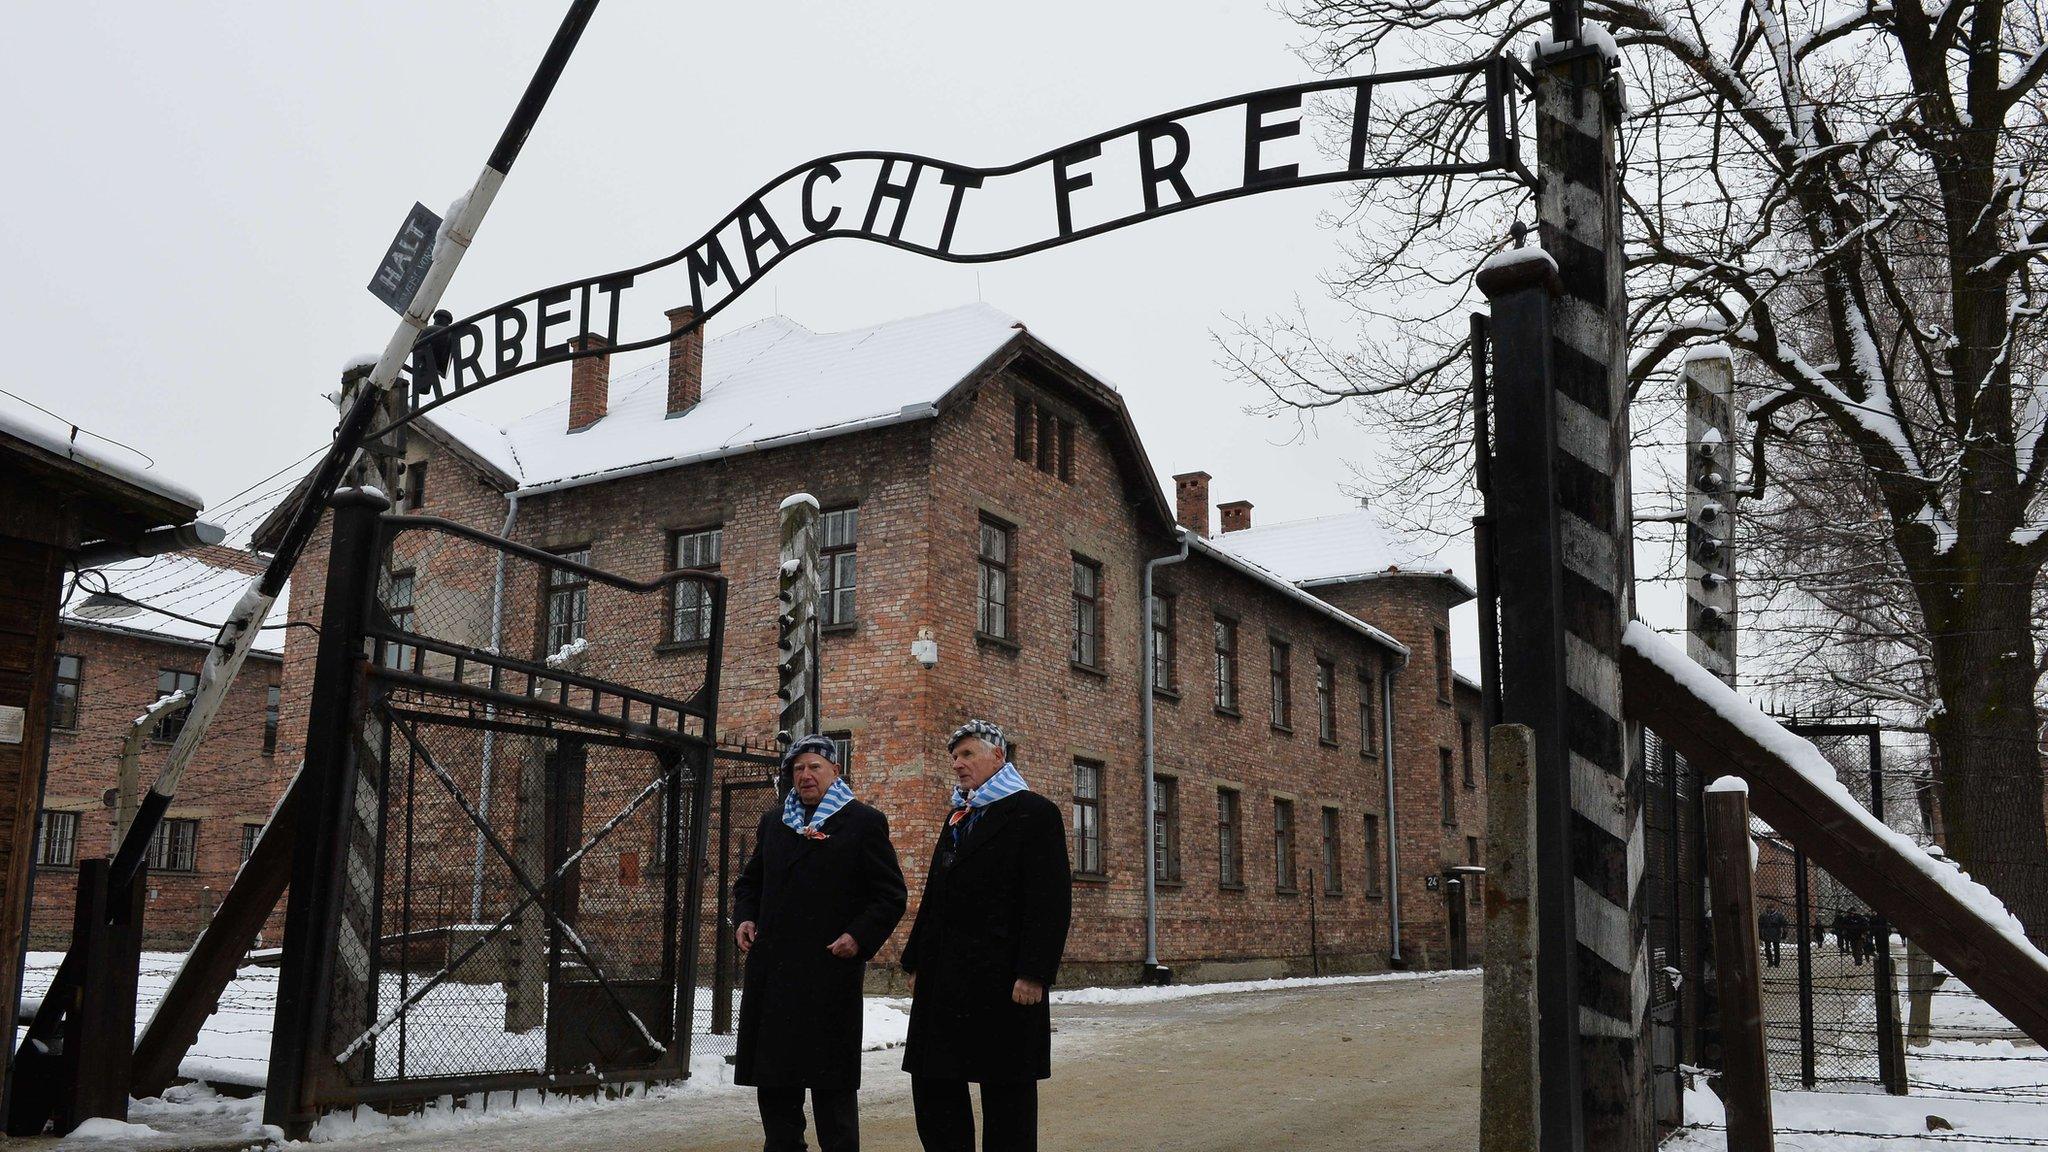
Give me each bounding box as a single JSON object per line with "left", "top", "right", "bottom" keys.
{"left": 1382, "top": 651, "right": 1407, "bottom": 966}
{"left": 1141, "top": 528, "right": 1192, "bottom": 982}
{"left": 471, "top": 490, "right": 520, "bottom": 920}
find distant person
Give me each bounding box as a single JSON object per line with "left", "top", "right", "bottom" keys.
{"left": 1843, "top": 911, "right": 1870, "bottom": 965}
{"left": 1758, "top": 908, "right": 1787, "bottom": 967}
{"left": 1812, "top": 914, "right": 1827, "bottom": 949}
{"left": 734, "top": 734, "right": 908, "bottom": 1152}
{"left": 902, "top": 720, "right": 1072, "bottom": 1152}
{"left": 1832, "top": 910, "right": 1852, "bottom": 956}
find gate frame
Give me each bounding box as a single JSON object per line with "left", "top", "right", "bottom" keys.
{"left": 266, "top": 499, "right": 726, "bottom": 1133}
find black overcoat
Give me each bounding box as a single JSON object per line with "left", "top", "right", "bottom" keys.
{"left": 900, "top": 790, "right": 1073, "bottom": 1083}
{"left": 733, "top": 798, "right": 907, "bottom": 1089}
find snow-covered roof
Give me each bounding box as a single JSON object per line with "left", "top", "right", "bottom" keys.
{"left": 1185, "top": 531, "right": 1407, "bottom": 657}
{"left": 1203, "top": 509, "right": 1474, "bottom": 598}
{"left": 424, "top": 303, "right": 1031, "bottom": 497}
{"left": 65, "top": 548, "right": 289, "bottom": 657}
{"left": 0, "top": 391, "right": 206, "bottom": 511}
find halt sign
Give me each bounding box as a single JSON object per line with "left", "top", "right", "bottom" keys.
{"left": 367, "top": 202, "right": 443, "bottom": 314}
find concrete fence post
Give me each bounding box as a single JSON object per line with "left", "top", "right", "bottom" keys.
{"left": 1481, "top": 722, "right": 1540, "bottom": 1152}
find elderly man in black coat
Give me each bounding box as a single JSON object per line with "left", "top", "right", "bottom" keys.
{"left": 901, "top": 719, "right": 1073, "bottom": 1152}
{"left": 734, "top": 734, "right": 907, "bottom": 1152}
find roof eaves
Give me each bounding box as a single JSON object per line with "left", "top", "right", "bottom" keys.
{"left": 1185, "top": 531, "right": 1409, "bottom": 658}
{"left": 1299, "top": 568, "right": 1479, "bottom": 603}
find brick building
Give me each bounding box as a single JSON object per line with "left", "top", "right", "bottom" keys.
{"left": 268, "top": 302, "right": 1485, "bottom": 983}
{"left": 32, "top": 546, "right": 290, "bottom": 949}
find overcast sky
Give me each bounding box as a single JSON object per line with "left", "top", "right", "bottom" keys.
{"left": 3, "top": 1, "right": 1696, "bottom": 676}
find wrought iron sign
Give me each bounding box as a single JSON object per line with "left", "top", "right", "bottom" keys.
{"left": 391, "top": 58, "right": 1520, "bottom": 430}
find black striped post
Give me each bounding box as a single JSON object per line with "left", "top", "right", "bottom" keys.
{"left": 1533, "top": 33, "right": 1651, "bottom": 1151}
{"left": 1684, "top": 348, "right": 1737, "bottom": 687}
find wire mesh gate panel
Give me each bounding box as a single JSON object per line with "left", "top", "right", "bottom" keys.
{"left": 1751, "top": 724, "right": 1909, "bottom": 1095}
{"left": 291, "top": 514, "right": 723, "bottom": 1112}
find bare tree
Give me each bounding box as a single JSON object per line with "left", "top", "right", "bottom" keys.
{"left": 1231, "top": 0, "right": 2048, "bottom": 943}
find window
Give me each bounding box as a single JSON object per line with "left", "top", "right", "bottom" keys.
{"left": 1321, "top": 807, "right": 1343, "bottom": 894}
{"left": 976, "top": 517, "right": 1014, "bottom": 640}
{"left": 1072, "top": 760, "right": 1103, "bottom": 875}
{"left": 1152, "top": 776, "right": 1181, "bottom": 883}
{"left": 52, "top": 653, "right": 81, "bottom": 730}
{"left": 148, "top": 818, "right": 199, "bottom": 873}
{"left": 152, "top": 669, "right": 199, "bottom": 742}
{"left": 402, "top": 460, "right": 428, "bottom": 510}
{"left": 1273, "top": 799, "right": 1297, "bottom": 892}
{"left": 37, "top": 811, "right": 79, "bottom": 867}
{"left": 820, "top": 508, "right": 858, "bottom": 627}
{"left": 1363, "top": 814, "right": 1383, "bottom": 896}
{"left": 1268, "top": 638, "right": 1292, "bottom": 730}
{"left": 1358, "top": 669, "right": 1377, "bottom": 755}
{"left": 241, "top": 822, "right": 264, "bottom": 863}
{"left": 543, "top": 547, "right": 591, "bottom": 658}
{"left": 1316, "top": 659, "right": 1338, "bottom": 744}
{"left": 263, "top": 685, "right": 280, "bottom": 756}
{"left": 670, "top": 528, "right": 722, "bottom": 645}
{"left": 1467, "top": 836, "right": 1483, "bottom": 906}
{"left": 1036, "top": 406, "right": 1057, "bottom": 473}
{"left": 1149, "top": 593, "right": 1177, "bottom": 692}
{"left": 1057, "top": 418, "right": 1075, "bottom": 482}
{"left": 1434, "top": 627, "right": 1452, "bottom": 703}
{"left": 1440, "top": 748, "right": 1458, "bottom": 826}
{"left": 1461, "top": 716, "right": 1476, "bottom": 788}
{"left": 1070, "top": 555, "right": 1102, "bottom": 668}
{"left": 1217, "top": 788, "right": 1243, "bottom": 888}
{"left": 383, "top": 569, "right": 417, "bottom": 670}
{"left": 1014, "top": 394, "right": 1034, "bottom": 461}
{"left": 1213, "top": 616, "right": 1239, "bottom": 712}
{"left": 827, "top": 731, "right": 855, "bottom": 781}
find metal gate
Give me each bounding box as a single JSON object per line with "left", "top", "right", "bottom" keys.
{"left": 279, "top": 510, "right": 724, "bottom": 1113}
{"left": 1753, "top": 723, "right": 1908, "bottom": 1094}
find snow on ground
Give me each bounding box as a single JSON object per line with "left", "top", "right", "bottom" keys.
{"left": 1050, "top": 966, "right": 1478, "bottom": 1005}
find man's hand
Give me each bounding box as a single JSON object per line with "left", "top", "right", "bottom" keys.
{"left": 827, "top": 932, "right": 859, "bottom": 959}
{"left": 736, "top": 921, "right": 758, "bottom": 954}
{"left": 1011, "top": 978, "right": 1045, "bottom": 1006}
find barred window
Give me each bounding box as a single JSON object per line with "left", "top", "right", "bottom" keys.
{"left": 151, "top": 669, "right": 199, "bottom": 742}
{"left": 52, "top": 653, "right": 82, "bottom": 730}
{"left": 148, "top": 818, "right": 199, "bottom": 873}
{"left": 384, "top": 569, "right": 417, "bottom": 670}
{"left": 1014, "top": 394, "right": 1034, "bottom": 461}
{"left": 671, "top": 528, "right": 722, "bottom": 644}
{"left": 1073, "top": 760, "right": 1103, "bottom": 875}
{"left": 402, "top": 460, "right": 428, "bottom": 510}
{"left": 820, "top": 508, "right": 858, "bottom": 627}
{"left": 1149, "top": 593, "right": 1177, "bottom": 692}
{"left": 1153, "top": 775, "right": 1181, "bottom": 882}
{"left": 545, "top": 547, "right": 590, "bottom": 657}
{"left": 1321, "top": 807, "right": 1343, "bottom": 894}
{"left": 1268, "top": 638, "right": 1292, "bottom": 730}
{"left": 1364, "top": 813, "right": 1383, "bottom": 896}
{"left": 976, "top": 517, "right": 1013, "bottom": 639}
{"left": 1316, "top": 658, "right": 1337, "bottom": 743}
{"left": 241, "top": 822, "right": 264, "bottom": 863}
{"left": 1070, "top": 555, "right": 1102, "bottom": 668}
{"left": 1214, "top": 616, "right": 1239, "bottom": 712}
{"left": 1217, "top": 788, "right": 1243, "bottom": 888}
{"left": 1359, "top": 669, "right": 1377, "bottom": 755}
{"left": 1440, "top": 748, "right": 1458, "bottom": 826}
{"left": 1274, "top": 799, "right": 1297, "bottom": 892}
{"left": 263, "top": 684, "right": 280, "bottom": 756}
{"left": 37, "top": 811, "right": 79, "bottom": 868}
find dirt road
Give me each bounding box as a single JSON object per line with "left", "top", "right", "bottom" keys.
{"left": 341, "top": 971, "right": 1481, "bottom": 1152}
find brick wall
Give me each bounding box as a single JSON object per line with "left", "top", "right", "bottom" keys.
{"left": 35, "top": 624, "right": 286, "bottom": 949}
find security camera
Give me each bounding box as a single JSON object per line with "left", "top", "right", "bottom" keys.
{"left": 911, "top": 627, "right": 938, "bottom": 669}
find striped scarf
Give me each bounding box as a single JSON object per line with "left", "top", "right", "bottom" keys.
{"left": 949, "top": 762, "right": 1028, "bottom": 826}
{"left": 783, "top": 776, "right": 854, "bottom": 840}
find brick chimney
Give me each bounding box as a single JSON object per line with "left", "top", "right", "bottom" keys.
{"left": 665, "top": 305, "right": 704, "bottom": 417}
{"left": 1173, "top": 471, "right": 1212, "bottom": 537}
{"left": 1219, "top": 499, "right": 1254, "bottom": 534}
{"left": 567, "top": 333, "right": 610, "bottom": 433}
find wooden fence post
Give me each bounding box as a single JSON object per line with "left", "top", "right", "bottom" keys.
{"left": 1482, "top": 723, "right": 1540, "bottom": 1152}
{"left": 1704, "top": 781, "right": 1773, "bottom": 1151}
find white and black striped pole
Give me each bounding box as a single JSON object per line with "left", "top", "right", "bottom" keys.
{"left": 776, "top": 492, "right": 823, "bottom": 767}
{"left": 1531, "top": 17, "right": 1651, "bottom": 1150}
{"left": 1684, "top": 347, "right": 1738, "bottom": 687}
